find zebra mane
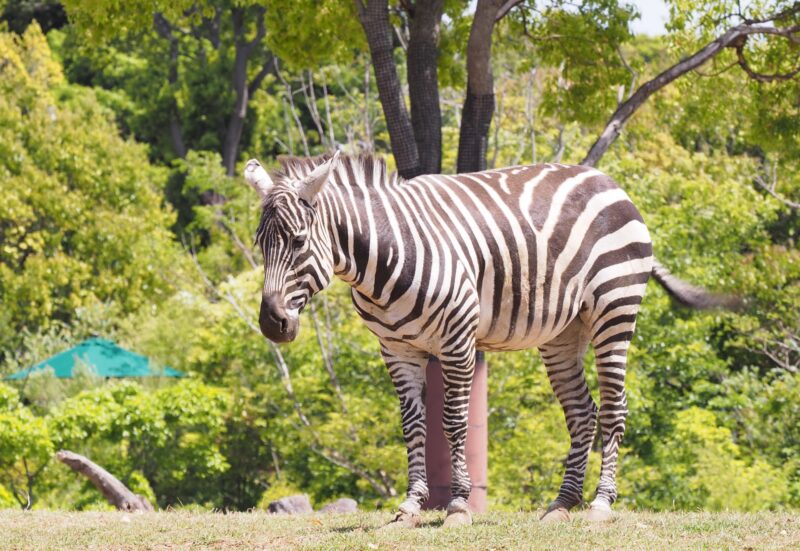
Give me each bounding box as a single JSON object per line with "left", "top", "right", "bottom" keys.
{"left": 272, "top": 153, "right": 403, "bottom": 189}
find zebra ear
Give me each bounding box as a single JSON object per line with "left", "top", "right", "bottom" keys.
{"left": 296, "top": 151, "right": 340, "bottom": 205}
{"left": 244, "top": 158, "right": 274, "bottom": 198}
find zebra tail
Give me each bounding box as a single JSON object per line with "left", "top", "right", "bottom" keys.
{"left": 651, "top": 258, "right": 743, "bottom": 311}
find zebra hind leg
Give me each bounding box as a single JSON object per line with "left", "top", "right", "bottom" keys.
{"left": 380, "top": 346, "right": 430, "bottom": 529}
{"left": 585, "top": 303, "right": 639, "bottom": 522}
{"left": 538, "top": 318, "right": 597, "bottom": 523}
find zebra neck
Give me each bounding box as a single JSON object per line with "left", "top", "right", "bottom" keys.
{"left": 316, "top": 177, "right": 398, "bottom": 302}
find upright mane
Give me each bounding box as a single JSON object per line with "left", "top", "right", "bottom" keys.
{"left": 273, "top": 153, "right": 403, "bottom": 188}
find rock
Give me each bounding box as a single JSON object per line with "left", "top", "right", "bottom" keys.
{"left": 319, "top": 498, "right": 358, "bottom": 514}
{"left": 267, "top": 494, "right": 313, "bottom": 515}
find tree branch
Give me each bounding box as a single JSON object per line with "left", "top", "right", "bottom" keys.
{"left": 187, "top": 247, "right": 315, "bottom": 429}
{"left": 754, "top": 173, "right": 800, "bottom": 210}
{"left": 275, "top": 60, "right": 311, "bottom": 156}
{"left": 216, "top": 219, "right": 259, "bottom": 269}
{"left": 311, "top": 447, "right": 396, "bottom": 498}
{"left": 309, "top": 302, "right": 349, "bottom": 415}
{"left": 736, "top": 37, "right": 800, "bottom": 82}
{"left": 321, "top": 73, "right": 337, "bottom": 149}
{"left": 616, "top": 45, "right": 638, "bottom": 103}
{"left": 551, "top": 124, "right": 565, "bottom": 163}
{"left": 222, "top": 6, "right": 268, "bottom": 176}
{"left": 185, "top": 245, "right": 397, "bottom": 495}
{"left": 301, "top": 71, "right": 330, "bottom": 149}
{"left": 582, "top": 12, "right": 800, "bottom": 167}
{"left": 7, "top": 477, "right": 28, "bottom": 509}
{"left": 248, "top": 56, "right": 275, "bottom": 97}
{"left": 495, "top": 0, "right": 523, "bottom": 22}
{"left": 246, "top": 7, "right": 267, "bottom": 52}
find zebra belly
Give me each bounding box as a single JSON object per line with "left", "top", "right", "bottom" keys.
{"left": 473, "top": 281, "right": 584, "bottom": 352}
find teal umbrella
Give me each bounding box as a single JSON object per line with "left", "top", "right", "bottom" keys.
{"left": 4, "top": 338, "right": 185, "bottom": 380}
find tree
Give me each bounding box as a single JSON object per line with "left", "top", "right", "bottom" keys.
{"left": 0, "top": 24, "right": 181, "bottom": 356}
{"left": 1, "top": 0, "right": 67, "bottom": 34}
{"left": 50, "top": 380, "right": 231, "bottom": 508}
{"left": 0, "top": 384, "right": 53, "bottom": 509}
{"left": 61, "top": 0, "right": 275, "bottom": 175}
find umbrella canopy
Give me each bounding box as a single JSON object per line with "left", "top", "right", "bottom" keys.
{"left": 4, "top": 338, "right": 185, "bottom": 380}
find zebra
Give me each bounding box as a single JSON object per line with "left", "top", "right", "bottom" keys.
{"left": 243, "top": 151, "right": 736, "bottom": 527}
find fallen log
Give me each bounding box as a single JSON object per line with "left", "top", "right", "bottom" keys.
{"left": 55, "top": 450, "right": 154, "bottom": 512}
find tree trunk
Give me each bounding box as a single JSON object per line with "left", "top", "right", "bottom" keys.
{"left": 56, "top": 450, "right": 155, "bottom": 512}
{"left": 456, "top": 0, "right": 503, "bottom": 173}
{"left": 355, "top": 0, "right": 422, "bottom": 179}
{"left": 223, "top": 38, "right": 250, "bottom": 176}
{"left": 153, "top": 13, "right": 187, "bottom": 160}
{"left": 222, "top": 7, "right": 266, "bottom": 177}
{"left": 458, "top": 92, "right": 495, "bottom": 173}
{"left": 407, "top": 0, "right": 444, "bottom": 175}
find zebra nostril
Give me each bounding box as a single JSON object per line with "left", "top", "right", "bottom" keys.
{"left": 280, "top": 318, "right": 288, "bottom": 333}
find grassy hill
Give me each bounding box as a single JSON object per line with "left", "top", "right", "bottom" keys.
{"left": 1, "top": 510, "right": 798, "bottom": 550}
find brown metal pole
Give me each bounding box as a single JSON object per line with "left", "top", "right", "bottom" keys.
{"left": 423, "top": 352, "right": 488, "bottom": 513}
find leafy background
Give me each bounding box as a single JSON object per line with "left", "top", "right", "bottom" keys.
{"left": 0, "top": 0, "right": 798, "bottom": 513}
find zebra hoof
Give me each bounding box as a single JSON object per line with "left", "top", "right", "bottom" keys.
{"left": 381, "top": 510, "right": 421, "bottom": 529}
{"left": 540, "top": 505, "right": 571, "bottom": 523}
{"left": 585, "top": 504, "right": 614, "bottom": 522}
{"left": 442, "top": 509, "right": 472, "bottom": 528}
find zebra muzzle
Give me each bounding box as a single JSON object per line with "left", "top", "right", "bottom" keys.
{"left": 259, "top": 293, "right": 299, "bottom": 343}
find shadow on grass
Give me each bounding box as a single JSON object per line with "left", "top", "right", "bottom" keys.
{"left": 329, "top": 517, "right": 447, "bottom": 533}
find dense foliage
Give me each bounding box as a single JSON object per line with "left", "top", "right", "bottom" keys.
{"left": 0, "top": 0, "right": 798, "bottom": 514}
{"left": 0, "top": 25, "right": 182, "bottom": 357}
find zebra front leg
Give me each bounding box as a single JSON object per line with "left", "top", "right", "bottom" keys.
{"left": 538, "top": 318, "right": 596, "bottom": 523}
{"left": 381, "top": 345, "right": 429, "bottom": 528}
{"left": 439, "top": 347, "right": 476, "bottom": 528}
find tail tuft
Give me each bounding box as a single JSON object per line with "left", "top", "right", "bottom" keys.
{"left": 651, "top": 259, "right": 743, "bottom": 311}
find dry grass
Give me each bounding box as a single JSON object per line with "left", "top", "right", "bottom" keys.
{"left": 1, "top": 509, "right": 798, "bottom": 550}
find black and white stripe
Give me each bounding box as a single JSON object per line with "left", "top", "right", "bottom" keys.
{"left": 244, "top": 153, "right": 734, "bottom": 523}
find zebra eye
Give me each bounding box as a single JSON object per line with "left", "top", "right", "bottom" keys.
{"left": 293, "top": 234, "right": 307, "bottom": 248}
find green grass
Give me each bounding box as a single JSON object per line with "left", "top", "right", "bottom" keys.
{"left": 1, "top": 510, "right": 798, "bottom": 550}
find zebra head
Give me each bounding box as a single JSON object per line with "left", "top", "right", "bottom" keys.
{"left": 244, "top": 152, "right": 339, "bottom": 343}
